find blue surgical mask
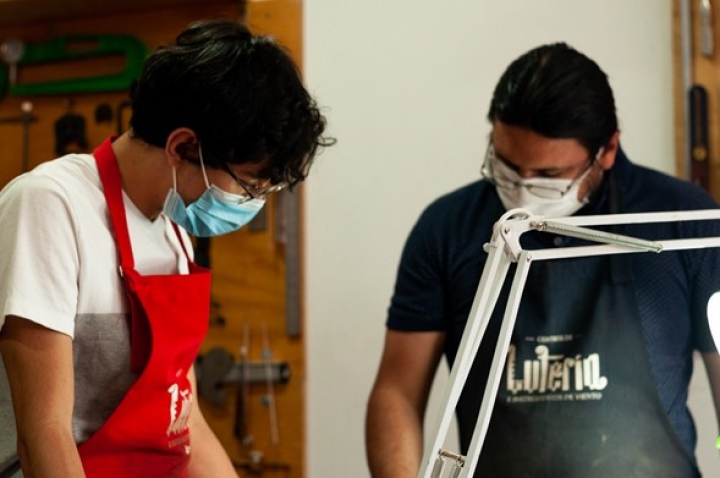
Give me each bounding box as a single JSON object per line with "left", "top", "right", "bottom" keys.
{"left": 162, "top": 148, "right": 265, "bottom": 237}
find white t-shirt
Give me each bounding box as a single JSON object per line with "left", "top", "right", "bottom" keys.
{"left": 0, "top": 152, "right": 192, "bottom": 470}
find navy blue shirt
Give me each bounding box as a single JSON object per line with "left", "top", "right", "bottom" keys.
{"left": 387, "top": 148, "right": 720, "bottom": 460}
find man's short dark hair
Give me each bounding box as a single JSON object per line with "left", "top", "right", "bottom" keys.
{"left": 487, "top": 42, "right": 618, "bottom": 156}
{"left": 130, "top": 19, "right": 332, "bottom": 186}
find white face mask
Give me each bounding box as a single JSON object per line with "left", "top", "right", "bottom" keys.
{"left": 490, "top": 148, "right": 600, "bottom": 218}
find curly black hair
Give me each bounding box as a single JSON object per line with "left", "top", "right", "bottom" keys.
{"left": 130, "top": 19, "right": 333, "bottom": 187}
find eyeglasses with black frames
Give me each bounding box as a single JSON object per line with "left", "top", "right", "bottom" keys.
{"left": 220, "top": 163, "right": 287, "bottom": 201}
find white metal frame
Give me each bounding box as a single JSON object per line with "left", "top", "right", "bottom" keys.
{"left": 419, "top": 208, "right": 720, "bottom": 478}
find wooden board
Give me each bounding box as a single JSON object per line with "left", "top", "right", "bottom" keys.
{"left": 673, "top": 0, "right": 720, "bottom": 198}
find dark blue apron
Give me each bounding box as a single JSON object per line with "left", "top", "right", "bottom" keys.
{"left": 455, "top": 175, "right": 700, "bottom": 476}
{"left": 469, "top": 249, "right": 698, "bottom": 477}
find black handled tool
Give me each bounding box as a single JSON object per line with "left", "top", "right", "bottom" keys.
{"left": 689, "top": 84, "right": 710, "bottom": 191}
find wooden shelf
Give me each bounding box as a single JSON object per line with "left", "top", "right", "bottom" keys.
{"left": 0, "top": 0, "right": 242, "bottom": 28}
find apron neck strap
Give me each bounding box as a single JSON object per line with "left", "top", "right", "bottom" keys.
{"left": 94, "top": 137, "right": 135, "bottom": 271}
{"left": 170, "top": 222, "right": 193, "bottom": 264}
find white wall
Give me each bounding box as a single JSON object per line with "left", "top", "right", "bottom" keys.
{"left": 304, "top": 1, "right": 716, "bottom": 476}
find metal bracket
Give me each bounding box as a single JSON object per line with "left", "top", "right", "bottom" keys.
{"left": 196, "top": 347, "right": 291, "bottom": 406}
{"left": 490, "top": 208, "right": 662, "bottom": 261}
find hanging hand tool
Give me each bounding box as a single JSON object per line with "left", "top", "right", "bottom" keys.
{"left": 0, "top": 34, "right": 149, "bottom": 97}
{"left": 21, "top": 101, "right": 33, "bottom": 172}
{"left": 234, "top": 323, "right": 253, "bottom": 444}
{"left": 261, "top": 321, "right": 280, "bottom": 445}
{"left": 196, "top": 347, "right": 290, "bottom": 406}
{"left": 681, "top": 0, "right": 693, "bottom": 180}
{"left": 116, "top": 100, "right": 132, "bottom": 135}
{"left": 94, "top": 102, "right": 113, "bottom": 124}
{"left": 283, "top": 189, "right": 302, "bottom": 338}
{"left": 0, "top": 37, "right": 25, "bottom": 88}
{"left": 689, "top": 85, "right": 710, "bottom": 191}
{"left": 54, "top": 107, "right": 88, "bottom": 155}
{"left": 701, "top": 0, "right": 714, "bottom": 57}
{"left": 231, "top": 454, "right": 291, "bottom": 474}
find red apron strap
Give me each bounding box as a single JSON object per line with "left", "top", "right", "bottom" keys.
{"left": 170, "top": 222, "right": 193, "bottom": 265}
{"left": 94, "top": 138, "right": 135, "bottom": 271}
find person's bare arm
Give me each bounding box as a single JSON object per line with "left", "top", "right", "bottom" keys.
{"left": 702, "top": 352, "right": 720, "bottom": 449}
{"left": 187, "top": 365, "right": 237, "bottom": 477}
{"left": 0, "top": 315, "right": 85, "bottom": 477}
{"left": 366, "top": 329, "right": 445, "bottom": 478}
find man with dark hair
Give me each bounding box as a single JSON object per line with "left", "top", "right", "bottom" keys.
{"left": 366, "top": 42, "right": 720, "bottom": 477}
{"left": 0, "top": 19, "right": 331, "bottom": 477}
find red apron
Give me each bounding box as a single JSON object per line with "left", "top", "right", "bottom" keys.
{"left": 77, "top": 138, "right": 211, "bottom": 477}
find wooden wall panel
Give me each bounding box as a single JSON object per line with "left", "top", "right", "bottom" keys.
{"left": 673, "top": 0, "right": 720, "bottom": 199}
{"left": 0, "top": 2, "right": 305, "bottom": 476}
{"left": 0, "top": 3, "right": 243, "bottom": 186}
{"left": 200, "top": 2, "right": 305, "bottom": 476}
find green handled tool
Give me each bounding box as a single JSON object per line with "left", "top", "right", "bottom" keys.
{"left": 0, "top": 34, "right": 149, "bottom": 96}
